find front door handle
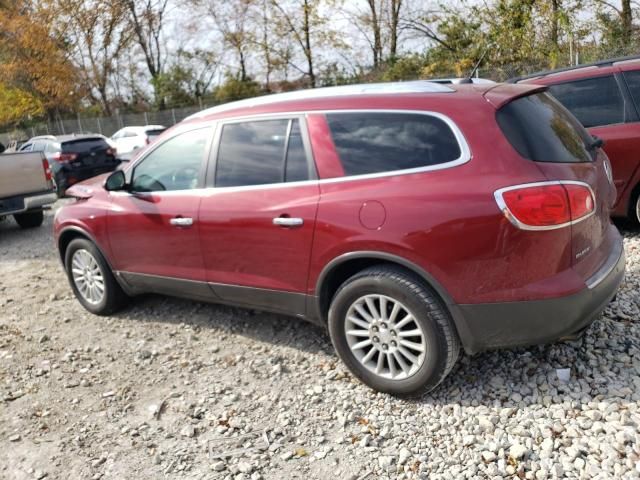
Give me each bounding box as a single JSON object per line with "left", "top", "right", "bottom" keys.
{"left": 273, "top": 217, "right": 304, "bottom": 227}
{"left": 170, "top": 217, "right": 194, "bottom": 227}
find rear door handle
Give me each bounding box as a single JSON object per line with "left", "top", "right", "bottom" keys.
{"left": 170, "top": 217, "right": 194, "bottom": 227}
{"left": 273, "top": 217, "right": 304, "bottom": 227}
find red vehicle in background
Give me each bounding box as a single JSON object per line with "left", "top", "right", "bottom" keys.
{"left": 54, "top": 81, "right": 624, "bottom": 396}
{"left": 511, "top": 55, "right": 640, "bottom": 223}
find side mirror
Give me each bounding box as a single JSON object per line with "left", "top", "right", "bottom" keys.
{"left": 105, "top": 170, "right": 127, "bottom": 191}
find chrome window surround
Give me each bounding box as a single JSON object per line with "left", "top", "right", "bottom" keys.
{"left": 114, "top": 109, "right": 471, "bottom": 196}
{"left": 494, "top": 180, "right": 596, "bottom": 231}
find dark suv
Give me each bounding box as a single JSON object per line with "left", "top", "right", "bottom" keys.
{"left": 21, "top": 134, "right": 119, "bottom": 195}
{"left": 54, "top": 82, "right": 624, "bottom": 396}
{"left": 511, "top": 55, "right": 640, "bottom": 223}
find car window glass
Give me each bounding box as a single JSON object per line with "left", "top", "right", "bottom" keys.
{"left": 326, "top": 112, "right": 462, "bottom": 176}
{"left": 497, "top": 92, "right": 593, "bottom": 163}
{"left": 216, "top": 119, "right": 292, "bottom": 187}
{"left": 62, "top": 138, "right": 110, "bottom": 153}
{"left": 131, "top": 128, "right": 211, "bottom": 192}
{"left": 124, "top": 131, "right": 138, "bottom": 138}
{"left": 112, "top": 130, "right": 123, "bottom": 139}
{"left": 20, "top": 143, "right": 32, "bottom": 151}
{"left": 285, "top": 120, "right": 310, "bottom": 182}
{"left": 32, "top": 141, "right": 46, "bottom": 152}
{"left": 623, "top": 70, "right": 640, "bottom": 112}
{"left": 547, "top": 75, "right": 626, "bottom": 128}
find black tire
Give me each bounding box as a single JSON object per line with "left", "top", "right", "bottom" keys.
{"left": 64, "top": 238, "right": 127, "bottom": 315}
{"left": 13, "top": 210, "right": 44, "bottom": 229}
{"left": 328, "top": 266, "right": 460, "bottom": 397}
{"left": 632, "top": 190, "right": 640, "bottom": 225}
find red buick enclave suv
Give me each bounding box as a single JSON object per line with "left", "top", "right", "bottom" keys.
{"left": 54, "top": 81, "right": 625, "bottom": 396}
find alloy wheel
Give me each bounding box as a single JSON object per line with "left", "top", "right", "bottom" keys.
{"left": 71, "top": 249, "right": 105, "bottom": 305}
{"left": 344, "top": 294, "right": 426, "bottom": 380}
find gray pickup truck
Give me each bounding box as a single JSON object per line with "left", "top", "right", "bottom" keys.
{"left": 0, "top": 144, "right": 57, "bottom": 228}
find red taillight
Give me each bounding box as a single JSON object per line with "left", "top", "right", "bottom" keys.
{"left": 52, "top": 152, "right": 78, "bottom": 163}
{"left": 42, "top": 158, "right": 53, "bottom": 183}
{"left": 495, "top": 182, "right": 594, "bottom": 230}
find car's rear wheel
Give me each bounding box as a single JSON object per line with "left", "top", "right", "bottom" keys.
{"left": 13, "top": 210, "right": 44, "bottom": 229}
{"left": 328, "top": 266, "right": 460, "bottom": 397}
{"left": 64, "top": 238, "right": 127, "bottom": 315}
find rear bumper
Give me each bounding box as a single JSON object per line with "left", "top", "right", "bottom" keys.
{"left": 24, "top": 192, "right": 57, "bottom": 211}
{"left": 452, "top": 231, "right": 625, "bottom": 354}
{"left": 0, "top": 191, "right": 57, "bottom": 216}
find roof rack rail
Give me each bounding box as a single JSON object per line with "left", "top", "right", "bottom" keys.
{"left": 506, "top": 53, "right": 640, "bottom": 83}
{"left": 185, "top": 81, "right": 454, "bottom": 121}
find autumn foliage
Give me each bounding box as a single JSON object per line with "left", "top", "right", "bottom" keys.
{"left": 0, "top": 2, "right": 83, "bottom": 126}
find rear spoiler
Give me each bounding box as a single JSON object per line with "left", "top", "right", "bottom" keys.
{"left": 483, "top": 83, "right": 548, "bottom": 109}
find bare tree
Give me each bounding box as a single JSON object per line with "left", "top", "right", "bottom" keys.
{"left": 123, "top": 0, "right": 170, "bottom": 106}
{"left": 388, "top": 0, "right": 402, "bottom": 58}
{"left": 592, "top": 0, "right": 633, "bottom": 44}
{"left": 343, "top": 0, "right": 406, "bottom": 68}
{"left": 199, "top": 0, "right": 256, "bottom": 82}
{"left": 366, "top": 0, "right": 384, "bottom": 67}
{"left": 48, "top": 0, "right": 131, "bottom": 115}
{"left": 271, "top": 0, "right": 338, "bottom": 87}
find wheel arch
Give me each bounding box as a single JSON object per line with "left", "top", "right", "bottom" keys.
{"left": 313, "top": 251, "right": 472, "bottom": 351}
{"left": 57, "top": 226, "right": 115, "bottom": 270}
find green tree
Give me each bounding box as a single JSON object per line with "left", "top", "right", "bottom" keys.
{"left": 213, "top": 75, "right": 262, "bottom": 103}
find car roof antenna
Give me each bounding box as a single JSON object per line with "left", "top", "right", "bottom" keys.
{"left": 462, "top": 49, "right": 488, "bottom": 83}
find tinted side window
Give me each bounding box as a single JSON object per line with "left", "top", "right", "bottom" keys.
{"left": 325, "top": 113, "right": 462, "bottom": 176}
{"left": 547, "top": 76, "right": 625, "bottom": 127}
{"left": 623, "top": 70, "right": 640, "bottom": 112}
{"left": 497, "top": 93, "right": 593, "bottom": 163}
{"left": 132, "top": 128, "right": 211, "bottom": 192}
{"left": 285, "top": 121, "right": 310, "bottom": 182}
{"left": 215, "top": 119, "right": 310, "bottom": 187}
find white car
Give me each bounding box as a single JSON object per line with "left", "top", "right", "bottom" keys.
{"left": 110, "top": 125, "right": 166, "bottom": 155}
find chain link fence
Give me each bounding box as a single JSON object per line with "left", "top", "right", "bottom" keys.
{"left": 0, "top": 104, "right": 217, "bottom": 145}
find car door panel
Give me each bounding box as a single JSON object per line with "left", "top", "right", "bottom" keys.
{"left": 198, "top": 117, "right": 319, "bottom": 314}
{"left": 199, "top": 184, "right": 319, "bottom": 290}
{"left": 107, "top": 191, "right": 204, "bottom": 280}
{"left": 106, "top": 127, "right": 213, "bottom": 291}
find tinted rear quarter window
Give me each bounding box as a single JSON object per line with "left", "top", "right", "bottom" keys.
{"left": 547, "top": 75, "right": 626, "bottom": 127}
{"left": 496, "top": 92, "right": 594, "bottom": 163}
{"left": 63, "top": 138, "right": 110, "bottom": 153}
{"left": 325, "top": 112, "right": 462, "bottom": 176}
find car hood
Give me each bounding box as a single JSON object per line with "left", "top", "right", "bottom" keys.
{"left": 65, "top": 173, "right": 110, "bottom": 199}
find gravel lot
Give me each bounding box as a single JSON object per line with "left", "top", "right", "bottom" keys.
{"left": 1, "top": 203, "right": 639, "bottom": 480}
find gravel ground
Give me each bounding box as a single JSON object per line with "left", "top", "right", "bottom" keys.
{"left": 1, "top": 203, "right": 640, "bottom": 480}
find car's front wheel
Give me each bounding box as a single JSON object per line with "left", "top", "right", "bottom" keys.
{"left": 328, "top": 266, "right": 460, "bottom": 397}
{"left": 64, "top": 238, "right": 127, "bottom": 315}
